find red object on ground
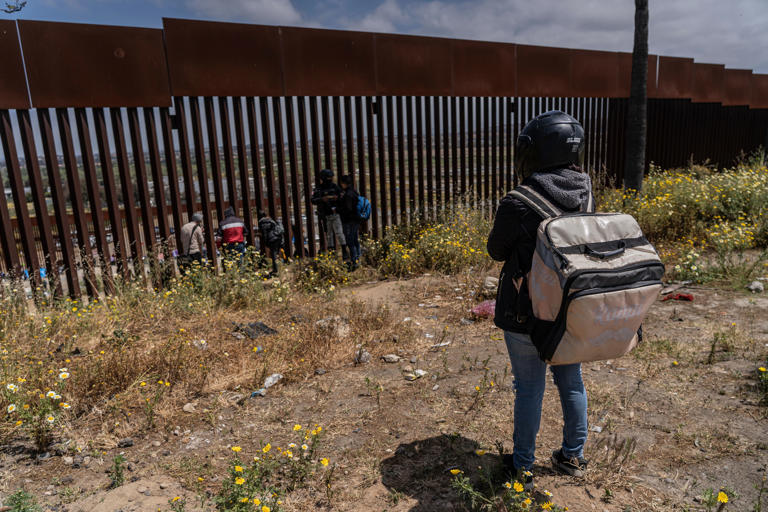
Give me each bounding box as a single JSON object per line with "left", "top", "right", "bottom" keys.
{"left": 661, "top": 293, "right": 694, "bottom": 302}
{"left": 471, "top": 300, "right": 496, "bottom": 318}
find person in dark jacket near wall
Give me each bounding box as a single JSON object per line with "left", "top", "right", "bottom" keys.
{"left": 311, "top": 169, "right": 349, "bottom": 261}
{"left": 338, "top": 175, "right": 361, "bottom": 270}
{"left": 218, "top": 206, "right": 246, "bottom": 268}
{"left": 257, "top": 210, "right": 284, "bottom": 277}
{"left": 487, "top": 111, "right": 594, "bottom": 486}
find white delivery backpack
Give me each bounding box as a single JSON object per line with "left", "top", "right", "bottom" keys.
{"left": 509, "top": 185, "right": 664, "bottom": 365}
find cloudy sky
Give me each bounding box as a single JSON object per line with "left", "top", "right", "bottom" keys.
{"left": 6, "top": 0, "right": 768, "bottom": 72}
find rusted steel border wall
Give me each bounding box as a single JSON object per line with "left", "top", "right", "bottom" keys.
{"left": 0, "top": 18, "right": 767, "bottom": 298}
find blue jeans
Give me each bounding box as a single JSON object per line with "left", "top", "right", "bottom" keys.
{"left": 504, "top": 331, "right": 588, "bottom": 470}
{"left": 343, "top": 222, "right": 360, "bottom": 265}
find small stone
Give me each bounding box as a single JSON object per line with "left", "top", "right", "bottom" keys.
{"left": 402, "top": 365, "right": 414, "bottom": 373}
{"left": 315, "top": 368, "right": 326, "bottom": 375}
{"left": 410, "top": 357, "right": 417, "bottom": 364}
{"left": 381, "top": 354, "right": 401, "bottom": 363}
{"left": 125, "top": 462, "right": 135, "bottom": 472}
{"left": 137, "top": 486, "right": 148, "bottom": 494}
{"left": 432, "top": 384, "right": 440, "bottom": 391}
{"left": 117, "top": 438, "right": 134, "bottom": 448}
{"left": 60, "top": 476, "right": 74, "bottom": 485}
{"left": 354, "top": 348, "right": 371, "bottom": 365}
{"left": 182, "top": 403, "right": 196, "bottom": 413}
{"left": 263, "top": 373, "right": 283, "bottom": 388}
{"left": 747, "top": 280, "right": 765, "bottom": 293}
{"left": 159, "top": 482, "right": 170, "bottom": 489}
{"left": 161, "top": 450, "right": 171, "bottom": 457}
{"left": 152, "top": 441, "right": 162, "bottom": 448}
{"left": 460, "top": 318, "right": 474, "bottom": 326}
{"left": 589, "top": 425, "right": 603, "bottom": 433}
{"left": 484, "top": 276, "right": 499, "bottom": 290}
{"left": 414, "top": 369, "right": 427, "bottom": 378}
{"left": 63, "top": 456, "right": 74, "bottom": 465}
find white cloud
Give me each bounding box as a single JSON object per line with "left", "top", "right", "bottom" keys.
{"left": 342, "top": 0, "right": 768, "bottom": 73}
{"left": 185, "top": 0, "right": 302, "bottom": 25}
{"left": 354, "top": 0, "right": 407, "bottom": 33}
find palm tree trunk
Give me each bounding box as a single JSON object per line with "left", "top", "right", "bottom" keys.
{"left": 623, "top": 0, "right": 649, "bottom": 192}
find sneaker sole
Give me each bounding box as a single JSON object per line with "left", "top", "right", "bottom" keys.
{"left": 551, "top": 454, "right": 585, "bottom": 478}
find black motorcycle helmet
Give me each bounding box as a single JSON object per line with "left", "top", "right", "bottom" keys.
{"left": 319, "top": 169, "right": 334, "bottom": 182}
{"left": 515, "top": 110, "right": 585, "bottom": 180}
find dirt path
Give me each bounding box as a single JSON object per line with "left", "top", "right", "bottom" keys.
{"left": 1, "top": 275, "right": 767, "bottom": 511}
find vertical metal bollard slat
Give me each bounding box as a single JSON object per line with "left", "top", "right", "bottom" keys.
{"left": 189, "top": 98, "right": 217, "bottom": 270}
{"left": 387, "top": 96, "right": 398, "bottom": 225}
{"left": 284, "top": 96, "right": 305, "bottom": 257}
{"left": 333, "top": 96, "right": 344, "bottom": 175}
{"left": 406, "top": 96, "right": 416, "bottom": 218}
{"left": 127, "top": 107, "right": 159, "bottom": 283}
{"left": 203, "top": 97, "right": 225, "bottom": 220}
{"left": 354, "top": 97, "right": 368, "bottom": 222}
{"left": 365, "top": 97, "right": 379, "bottom": 237}
{"left": 172, "top": 97, "right": 198, "bottom": 217}
{"left": 425, "top": 97, "right": 434, "bottom": 217}
{"left": 0, "top": 110, "right": 39, "bottom": 287}
{"left": 441, "top": 96, "right": 450, "bottom": 204}
{"left": 38, "top": 109, "right": 79, "bottom": 297}
{"left": 416, "top": 96, "right": 425, "bottom": 216}
{"left": 309, "top": 97, "right": 326, "bottom": 252}
{"left": 377, "top": 96, "right": 389, "bottom": 230}
{"left": 297, "top": 97, "right": 318, "bottom": 256}
{"left": 467, "top": 96, "right": 475, "bottom": 206}
{"left": 246, "top": 97, "right": 266, "bottom": 251}
{"left": 94, "top": 109, "right": 129, "bottom": 280}
{"left": 483, "top": 97, "right": 490, "bottom": 212}
{"left": 491, "top": 97, "right": 498, "bottom": 207}
{"left": 74, "top": 108, "right": 113, "bottom": 294}
{"left": 459, "top": 96, "right": 467, "bottom": 199}
{"left": 111, "top": 108, "right": 144, "bottom": 275}
{"left": 321, "top": 97, "right": 333, "bottom": 171}
{"left": 159, "top": 107, "right": 185, "bottom": 253}
{"left": 396, "top": 96, "right": 406, "bottom": 223}
{"left": 57, "top": 108, "right": 99, "bottom": 298}
{"left": 258, "top": 97, "right": 278, "bottom": 220}
{"left": 434, "top": 97, "right": 443, "bottom": 209}
{"left": 344, "top": 96, "right": 355, "bottom": 181}
{"left": 231, "top": 100, "right": 253, "bottom": 244}
{"left": 450, "top": 97, "right": 458, "bottom": 202}
{"left": 475, "top": 97, "right": 483, "bottom": 207}
{"left": 18, "top": 110, "right": 62, "bottom": 296}
{"left": 143, "top": 108, "right": 171, "bottom": 259}
{"left": 271, "top": 98, "right": 293, "bottom": 253}
{"left": 218, "top": 97, "right": 239, "bottom": 213}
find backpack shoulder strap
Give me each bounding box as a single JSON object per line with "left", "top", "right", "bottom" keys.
{"left": 509, "top": 185, "right": 562, "bottom": 219}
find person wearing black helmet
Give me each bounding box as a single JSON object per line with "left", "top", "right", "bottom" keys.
{"left": 311, "top": 169, "right": 349, "bottom": 260}
{"left": 487, "top": 111, "right": 594, "bottom": 485}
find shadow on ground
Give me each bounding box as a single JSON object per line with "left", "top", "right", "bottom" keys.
{"left": 380, "top": 434, "right": 510, "bottom": 511}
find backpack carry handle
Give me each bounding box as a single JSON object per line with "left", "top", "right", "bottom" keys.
{"left": 584, "top": 241, "right": 625, "bottom": 259}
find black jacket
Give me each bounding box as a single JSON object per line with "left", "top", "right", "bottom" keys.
{"left": 311, "top": 181, "right": 342, "bottom": 218}
{"left": 338, "top": 187, "right": 360, "bottom": 224}
{"left": 487, "top": 168, "right": 593, "bottom": 333}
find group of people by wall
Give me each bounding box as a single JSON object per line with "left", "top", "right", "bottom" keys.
{"left": 177, "top": 169, "right": 365, "bottom": 276}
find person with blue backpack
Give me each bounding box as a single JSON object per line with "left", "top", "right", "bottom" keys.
{"left": 339, "top": 174, "right": 370, "bottom": 270}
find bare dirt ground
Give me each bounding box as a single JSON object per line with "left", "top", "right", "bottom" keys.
{"left": 1, "top": 273, "right": 767, "bottom": 511}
